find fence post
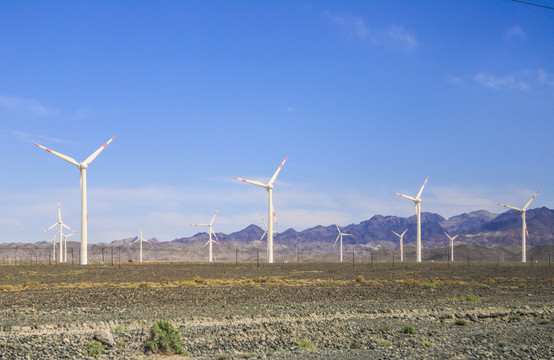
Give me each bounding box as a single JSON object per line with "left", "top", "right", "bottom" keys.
{"left": 111, "top": 246, "right": 114, "bottom": 266}
{"left": 371, "top": 252, "right": 373, "bottom": 268}
{"left": 256, "top": 250, "right": 259, "bottom": 269}
{"left": 119, "top": 246, "right": 122, "bottom": 266}
{"left": 467, "top": 254, "right": 469, "bottom": 268}
{"left": 352, "top": 249, "right": 355, "bottom": 269}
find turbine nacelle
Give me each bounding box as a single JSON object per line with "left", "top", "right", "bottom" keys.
{"left": 79, "top": 163, "right": 88, "bottom": 169}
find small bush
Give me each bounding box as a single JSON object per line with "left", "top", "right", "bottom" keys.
{"left": 400, "top": 325, "right": 416, "bottom": 334}
{"left": 84, "top": 340, "right": 105, "bottom": 357}
{"left": 295, "top": 338, "right": 317, "bottom": 351}
{"left": 509, "top": 314, "right": 521, "bottom": 322}
{"left": 455, "top": 319, "right": 467, "bottom": 326}
{"left": 138, "top": 282, "right": 152, "bottom": 290}
{"left": 498, "top": 340, "right": 508, "bottom": 348}
{"left": 421, "top": 340, "right": 432, "bottom": 347}
{"left": 538, "top": 319, "right": 550, "bottom": 325}
{"left": 378, "top": 325, "right": 391, "bottom": 332}
{"left": 355, "top": 275, "right": 365, "bottom": 283}
{"left": 113, "top": 325, "right": 124, "bottom": 332}
{"left": 146, "top": 319, "right": 189, "bottom": 356}
{"left": 464, "top": 294, "right": 478, "bottom": 302}
{"left": 376, "top": 338, "right": 390, "bottom": 347}
{"left": 423, "top": 283, "right": 435, "bottom": 289}
{"left": 192, "top": 276, "right": 206, "bottom": 285}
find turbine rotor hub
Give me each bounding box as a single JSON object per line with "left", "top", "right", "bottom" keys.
{"left": 79, "top": 163, "right": 88, "bottom": 169}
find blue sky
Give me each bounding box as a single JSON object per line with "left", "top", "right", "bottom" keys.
{"left": 1, "top": 1, "right": 553, "bottom": 244}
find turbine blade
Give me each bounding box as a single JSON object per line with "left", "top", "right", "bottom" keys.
{"left": 395, "top": 192, "right": 416, "bottom": 202}
{"left": 452, "top": 235, "right": 459, "bottom": 240}
{"left": 333, "top": 234, "right": 340, "bottom": 246}
{"left": 191, "top": 224, "right": 209, "bottom": 227}
{"left": 84, "top": 136, "right": 116, "bottom": 165}
{"left": 335, "top": 221, "right": 341, "bottom": 233}
{"left": 416, "top": 177, "right": 429, "bottom": 200}
{"left": 259, "top": 231, "right": 267, "bottom": 242}
{"left": 34, "top": 143, "right": 79, "bottom": 167}
{"left": 268, "top": 157, "right": 288, "bottom": 185}
{"left": 62, "top": 224, "right": 76, "bottom": 233}
{"left": 202, "top": 240, "right": 210, "bottom": 248}
{"left": 260, "top": 215, "right": 268, "bottom": 231}
{"left": 391, "top": 231, "right": 401, "bottom": 237}
{"left": 234, "top": 177, "right": 267, "bottom": 188}
{"left": 272, "top": 209, "right": 278, "bottom": 227}
{"left": 210, "top": 208, "right": 219, "bottom": 225}
{"left": 212, "top": 230, "right": 220, "bottom": 243}
{"left": 401, "top": 229, "right": 408, "bottom": 236}
{"left": 497, "top": 203, "right": 522, "bottom": 212}
{"left": 43, "top": 223, "right": 57, "bottom": 233}
{"left": 343, "top": 233, "right": 353, "bottom": 236}
{"left": 523, "top": 190, "right": 539, "bottom": 210}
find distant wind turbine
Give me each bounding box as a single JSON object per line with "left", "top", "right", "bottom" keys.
{"left": 130, "top": 227, "right": 151, "bottom": 263}
{"left": 391, "top": 229, "right": 408, "bottom": 262}
{"left": 35, "top": 136, "right": 116, "bottom": 265}
{"left": 43, "top": 201, "right": 77, "bottom": 264}
{"left": 444, "top": 231, "right": 459, "bottom": 262}
{"left": 61, "top": 229, "right": 77, "bottom": 263}
{"left": 497, "top": 191, "right": 539, "bottom": 263}
{"left": 395, "top": 177, "right": 428, "bottom": 263}
{"left": 234, "top": 157, "right": 287, "bottom": 264}
{"left": 334, "top": 221, "right": 352, "bottom": 262}
{"left": 191, "top": 209, "right": 219, "bottom": 263}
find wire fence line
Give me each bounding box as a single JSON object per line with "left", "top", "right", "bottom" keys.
{"left": 0, "top": 244, "right": 551, "bottom": 266}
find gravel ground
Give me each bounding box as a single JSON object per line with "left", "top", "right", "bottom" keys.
{"left": 0, "top": 262, "right": 552, "bottom": 359}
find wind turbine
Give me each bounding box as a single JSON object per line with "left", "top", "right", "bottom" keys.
{"left": 61, "top": 230, "right": 77, "bottom": 263}
{"left": 258, "top": 215, "right": 280, "bottom": 260}
{"left": 43, "top": 201, "right": 77, "bottom": 264}
{"left": 191, "top": 209, "right": 219, "bottom": 263}
{"left": 444, "top": 231, "right": 459, "bottom": 262}
{"left": 234, "top": 157, "right": 287, "bottom": 264}
{"left": 35, "top": 136, "right": 115, "bottom": 265}
{"left": 334, "top": 222, "right": 353, "bottom": 262}
{"left": 391, "top": 229, "right": 408, "bottom": 262}
{"left": 497, "top": 191, "right": 539, "bottom": 263}
{"left": 130, "top": 227, "right": 151, "bottom": 263}
{"left": 395, "top": 177, "right": 428, "bottom": 263}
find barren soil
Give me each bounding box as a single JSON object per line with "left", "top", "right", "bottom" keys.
{"left": 0, "top": 262, "right": 552, "bottom": 359}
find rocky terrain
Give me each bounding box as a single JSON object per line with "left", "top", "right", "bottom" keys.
{"left": 0, "top": 262, "right": 552, "bottom": 359}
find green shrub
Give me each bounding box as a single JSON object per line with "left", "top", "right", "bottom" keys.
{"left": 113, "top": 325, "right": 124, "bottom": 332}
{"left": 421, "top": 340, "right": 432, "bottom": 347}
{"left": 295, "top": 338, "right": 317, "bottom": 351}
{"left": 146, "top": 319, "right": 189, "bottom": 356}
{"left": 376, "top": 338, "right": 390, "bottom": 347}
{"left": 378, "top": 325, "right": 391, "bottom": 332}
{"left": 538, "top": 319, "right": 550, "bottom": 325}
{"left": 455, "top": 319, "right": 467, "bottom": 326}
{"left": 509, "top": 314, "right": 521, "bottom": 322}
{"left": 464, "top": 294, "right": 478, "bottom": 302}
{"left": 355, "top": 275, "right": 365, "bottom": 283}
{"left": 400, "top": 325, "right": 416, "bottom": 334}
{"left": 84, "top": 340, "right": 105, "bottom": 357}
{"left": 423, "top": 282, "right": 435, "bottom": 289}
{"left": 498, "top": 340, "right": 508, "bottom": 348}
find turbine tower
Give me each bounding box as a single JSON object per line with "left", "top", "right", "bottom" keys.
{"left": 497, "top": 191, "right": 539, "bottom": 263}
{"left": 130, "top": 227, "right": 151, "bottom": 263}
{"left": 391, "top": 229, "right": 408, "bottom": 262}
{"left": 395, "top": 177, "right": 428, "bottom": 263}
{"left": 234, "top": 157, "right": 287, "bottom": 264}
{"left": 334, "top": 222, "right": 352, "bottom": 262}
{"left": 191, "top": 209, "right": 219, "bottom": 263}
{"left": 444, "top": 231, "right": 459, "bottom": 262}
{"left": 43, "top": 201, "right": 77, "bottom": 264}
{"left": 61, "top": 230, "right": 77, "bottom": 263}
{"left": 259, "top": 215, "right": 280, "bottom": 260}
{"left": 35, "top": 136, "right": 115, "bottom": 265}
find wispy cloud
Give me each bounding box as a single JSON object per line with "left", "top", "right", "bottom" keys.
{"left": 11, "top": 130, "right": 76, "bottom": 144}
{"left": 446, "top": 76, "right": 463, "bottom": 86}
{"left": 505, "top": 26, "right": 526, "bottom": 42}
{"left": 474, "top": 72, "right": 530, "bottom": 91}
{"left": 0, "top": 96, "right": 54, "bottom": 117}
{"left": 323, "top": 12, "right": 417, "bottom": 51}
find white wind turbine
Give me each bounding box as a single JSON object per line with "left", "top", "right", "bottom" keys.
{"left": 35, "top": 136, "right": 115, "bottom": 265}
{"left": 497, "top": 191, "right": 539, "bottom": 263}
{"left": 444, "top": 231, "right": 459, "bottom": 262}
{"left": 43, "top": 201, "right": 77, "bottom": 264}
{"left": 258, "top": 215, "right": 280, "bottom": 260}
{"left": 234, "top": 157, "right": 287, "bottom": 264}
{"left": 395, "top": 177, "right": 428, "bottom": 263}
{"left": 130, "top": 227, "right": 151, "bottom": 263}
{"left": 334, "top": 222, "right": 353, "bottom": 262}
{"left": 391, "top": 229, "right": 408, "bottom": 262}
{"left": 61, "top": 229, "right": 77, "bottom": 263}
{"left": 191, "top": 209, "right": 219, "bottom": 263}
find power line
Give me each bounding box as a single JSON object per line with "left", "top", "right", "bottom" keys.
{"left": 510, "top": 0, "right": 554, "bottom": 10}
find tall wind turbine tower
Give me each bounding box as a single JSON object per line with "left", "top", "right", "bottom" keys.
{"left": 234, "top": 157, "right": 287, "bottom": 264}
{"left": 334, "top": 222, "right": 352, "bottom": 262}
{"left": 43, "top": 201, "right": 76, "bottom": 263}
{"left": 395, "top": 177, "right": 428, "bottom": 263}
{"left": 444, "top": 231, "right": 459, "bottom": 262}
{"left": 35, "top": 136, "right": 115, "bottom": 265}
{"left": 130, "top": 227, "right": 151, "bottom": 263}
{"left": 391, "top": 229, "right": 408, "bottom": 262}
{"left": 497, "top": 191, "right": 539, "bottom": 263}
{"left": 191, "top": 209, "right": 219, "bottom": 263}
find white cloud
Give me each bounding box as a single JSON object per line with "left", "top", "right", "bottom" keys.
{"left": 323, "top": 12, "right": 417, "bottom": 51}
{"left": 0, "top": 96, "right": 54, "bottom": 117}
{"left": 474, "top": 72, "right": 530, "bottom": 91}
{"left": 505, "top": 26, "right": 526, "bottom": 41}
{"left": 11, "top": 130, "right": 75, "bottom": 144}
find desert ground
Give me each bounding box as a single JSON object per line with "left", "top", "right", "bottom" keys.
{"left": 0, "top": 261, "right": 552, "bottom": 359}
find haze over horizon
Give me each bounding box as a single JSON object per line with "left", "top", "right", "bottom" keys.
{"left": 1, "top": 1, "right": 553, "bottom": 244}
